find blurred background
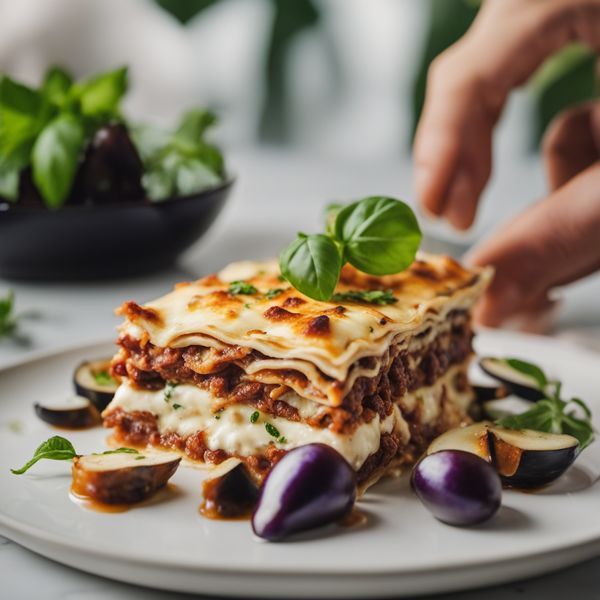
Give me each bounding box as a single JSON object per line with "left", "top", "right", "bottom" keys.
{"left": 0, "top": 0, "right": 599, "bottom": 356}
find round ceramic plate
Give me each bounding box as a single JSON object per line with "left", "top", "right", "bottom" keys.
{"left": 0, "top": 331, "right": 599, "bottom": 598}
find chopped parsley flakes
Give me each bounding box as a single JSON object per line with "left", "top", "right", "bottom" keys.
{"left": 164, "top": 382, "right": 178, "bottom": 402}
{"left": 228, "top": 281, "right": 258, "bottom": 295}
{"left": 265, "top": 422, "right": 280, "bottom": 438}
{"left": 264, "top": 288, "right": 285, "bottom": 300}
{"left": 250, "top": 411, "right": 260, "bottom": 423}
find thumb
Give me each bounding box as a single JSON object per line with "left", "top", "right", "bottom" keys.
{"left": 466, "top": 163, "right": 600, "bottom": 327}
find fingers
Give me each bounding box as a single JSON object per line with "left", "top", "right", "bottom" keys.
{"left": 414, "top": 0, "right": 600, "bottom": 230}
{"left": 543, "top": 100, "right": 600, "bottom": 190}
{"left": 467, "top": 162, "right": 600, "bottom": 328}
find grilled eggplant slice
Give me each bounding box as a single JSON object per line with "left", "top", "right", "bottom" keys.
{"left": 71, "top": 452, "right": 181, "bottom": 504}
{"left": 479, "top": 357, "right": 545, "bottom": 401}
{"left": 73, "top": 359, "right": 118, "bottom": 411}
{"left": 34, "top": 395, "right": 99, "bottom": 429}
{"left": 427, "top": 422, "right": 579, "bottom": 489}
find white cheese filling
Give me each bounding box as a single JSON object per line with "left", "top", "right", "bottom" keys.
{"left": 106, "top": 382, "right": 400, "bottom": 470}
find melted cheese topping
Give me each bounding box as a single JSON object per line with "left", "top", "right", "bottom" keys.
{"left": 118, "top": 254, "right": 492, "bottom": 382}
{"left": 107, "top": 381, "right": 403, "bottom": 470}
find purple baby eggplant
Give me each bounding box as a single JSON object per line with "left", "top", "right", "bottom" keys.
{"left": 412, "top": 450, "right": 502, "bottom": 526}
{"left": 252, "top": 443, "right": 357, "bottom": 541}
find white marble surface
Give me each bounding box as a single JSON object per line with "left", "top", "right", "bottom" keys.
{"left": 0, "top": 149, "right": 599, "bottom": 599}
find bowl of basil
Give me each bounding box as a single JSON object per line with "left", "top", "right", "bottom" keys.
{"left": 0, "top": 66, "right": 233, "bottom": 280}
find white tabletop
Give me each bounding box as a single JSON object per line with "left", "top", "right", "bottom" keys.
{"left": 1, "top": 149, "right": 599, "bottom": 599}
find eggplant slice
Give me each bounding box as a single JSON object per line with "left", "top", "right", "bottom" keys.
{"left": 72, "top": 452, "right": 181, "bottom": 504}
{"left": 74, "top": 359, "right": 118, "bottom": 411}
{"left": 35, "top": 395, "right": 99, "bottom": 429}
{"left": 427, "top": 422, "right": 579, "bottom": 489}
{"left": 200, "top": 460, "right": 260, "bottom": 520}
{"left": 479, "top": 357, "right": 546, "bottom": 401}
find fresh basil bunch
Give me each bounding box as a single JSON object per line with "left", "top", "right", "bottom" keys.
{"left": 131, "top": 109, "right": 225, "bottom": 201}
{"left": 280, "top": 196, "right": 422, "bottom": 301}
{"left": 0, "top": 66, "right": 127, "bottom": 208}
{"left": 495, "top": 359, "right": 594, "bottom": 450}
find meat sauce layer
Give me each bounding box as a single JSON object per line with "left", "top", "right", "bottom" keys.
{"left": 111, "top": 312, "right": 473, "bottom": 435}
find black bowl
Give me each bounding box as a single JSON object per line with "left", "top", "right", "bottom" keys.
{"left": 0, "top": 180, "right": 233, "bottom": 280}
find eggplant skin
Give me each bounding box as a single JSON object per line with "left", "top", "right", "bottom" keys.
{"left": 34, "top": 403, "right": 99, "bottom": 429}
{"left": 71, "top": 457, "right": 181, "bottom": 504}
{"left": 496, "top": 445, "right": 578, "bottom": 489}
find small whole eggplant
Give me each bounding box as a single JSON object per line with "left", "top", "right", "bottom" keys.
{"left": 252, "top": 444, "right": 357, "bottom": 541}
{"left": 72, "top": 123, "right": 145, "bottom": 205}
{"left": 412, "top": 450, "right": 502, "bottom": 526}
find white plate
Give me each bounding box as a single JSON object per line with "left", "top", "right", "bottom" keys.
{"left": 1, "top": 330, "right": 599, "bottom": 598}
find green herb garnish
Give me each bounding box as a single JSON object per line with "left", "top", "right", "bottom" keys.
{"left": 11, "top": 436, "right": 76, "bottom": 474}
{"left": 214, "top": 408, "right": 224, "bottom": 420}
{"left": 11, "top": 437, "right": 148, "bottom": 475}
{"left": 264, "top": 288, "right": 285, "bottom": 300}
{"left": 163, "top": 381, "right": 178, "bottom": 402}
{"left": 228, "top": 281, "right": 258, "bottom": 295}
{"left": 250, "top": 411, "right": 260, "bottom": 423}
{"left": 265, "top": 422, "right": 280, "bottom": 438}
{"left": 172, "top": 403, "right": 183, "bottom": 410}
{"left": 92, "top": 370, "right": 116, "bottom": 387}
{"left": 280, "top": 197, "right": 422, "bottom": 301}
{"left": 132, "top": 109, "right": 224, "bottom": 201}
{"left": 278, "top": 436, "right": 287, "bottom": 444}
{"left": 331, "top": 289, "right": 397, "bottom": 305}
{"left": 494, "top": 359, "right": 594, "bottom": 450}
{"left": 0, "top": 290, "right": 17, "bottom": 337}
{"left": 94, "top": 447, "right": 140, "bottom": 456}
{"left": 0, "top": 66, "right": 127, "bottom": 208}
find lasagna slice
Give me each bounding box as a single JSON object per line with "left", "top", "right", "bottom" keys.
{"left": 103, "top": 254, "right": 491, "bottom": 489}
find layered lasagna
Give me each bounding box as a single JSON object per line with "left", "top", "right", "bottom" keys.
{"left": 103, "top": 254, "right": 492, "bottom": 489}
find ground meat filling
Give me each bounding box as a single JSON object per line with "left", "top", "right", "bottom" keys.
{"left": 103, "top": 405, "right": 398, "bottom": 485}
{"left": 111, "top": 313, "right": 473, "bottom": 434}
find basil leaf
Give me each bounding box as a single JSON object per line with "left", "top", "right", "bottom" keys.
{"left": 497, "top": 396, "right": 594, "bottom": 450}
{"left": 505, "top": 358, "right": 548, "bottom": 390}
{"left": 497, "top": 399, "right": 563, "bottom": 434}
{"left": 11, "top": 435, "right": 76, "bottom": 474}
{"left": 42, "top": 67, "right": 73, "bottom": 106}
{"left": 280, "top": 233, "right": 342, "bottom": 301}
{"left": 0, "top": 76, "right": 51, "bottom": 171}
{"left": 325, "top": 202, "right": 345, "bottom": 236}
{"left": 175, "top": 109, "right": 217, "bottom": 146}
{"left": 32, "top": 115, "right": 85, "bottom": 209}
{"left": 71, "top": 67, "right": 127, "bottom": 118}
{"left": 175, "top": 157, "right": 221, "bottom": 195}
{"left": 331, "top": 289, "right": 397, "bottom": 305}
{"left": 333, "top": 196, "right": 422, "bottom": 275}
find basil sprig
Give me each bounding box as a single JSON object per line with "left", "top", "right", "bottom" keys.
{"left": 131, "top": 109, "right": 225, "bottom": 201}
{"left": 280, "top": 197, "right": 422, "bottom": 301}
{"left": 11, "top": 435, "right": 141, "bottom": 474}
{"left": 495, "top": 359, "right": 594, "bottom": 450}
{"left": 0, "top": 66, "right": 127, "bottom": 208}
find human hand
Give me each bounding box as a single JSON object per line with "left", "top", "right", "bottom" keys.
{"left": 413, "top": 0, "right": 600, "bottom": 331}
